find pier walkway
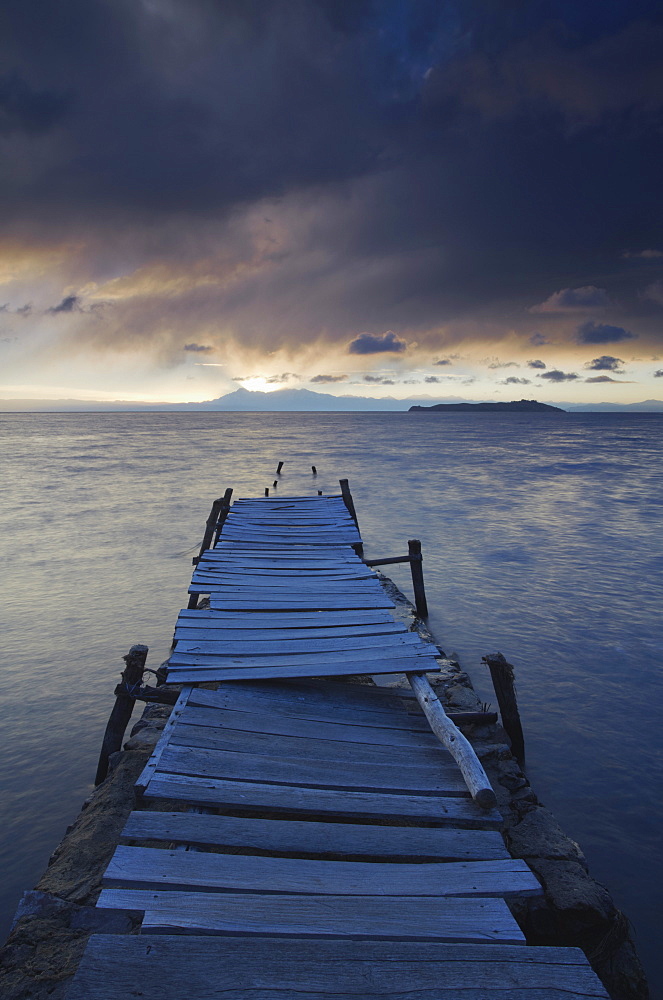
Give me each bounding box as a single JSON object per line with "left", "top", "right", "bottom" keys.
{"left": 68, "top": 489, "right": 609, "bottom": 998}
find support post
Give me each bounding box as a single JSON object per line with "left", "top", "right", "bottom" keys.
{"left": 311, "top": 465, "right": 317, "bottom": 475}
{"left": 482, "top": 653, "right": 525, "bottom": 761}
{"left": 190, "top": 488, "right": 233, "bottom": 607}
{"left": 95, "top": 644, "right": 149, "bottom": 785}
{"left": 407, "top": 672, "right": 497, "bottom": 809}
{"left": 339, "top": 478, "right": 363, "bottom": 556}
{"left": 276, "top": 461, "right": 284, "bottom": 474}
{"left": 408, "top": 539, "right": 428, "bottom": 618}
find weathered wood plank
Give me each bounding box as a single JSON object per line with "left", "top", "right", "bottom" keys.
{"left": 185, "top": 684, "right": 427, "bottom": 727}
{"left": 171, "top": 633, "right": 435, "bottom": 656}
{"left": 173, "top": 622, "right": 408, "bottom": 641}
{"left": 178, "top": 705, "right": 436, "bottom": 744}
{"left": 103, "top": 845, "right": 540, "bottom": 897}
{"left": 96, "top": 889, "right": 526, "bottom": 943}
{"left": 190, "top": 576, "right": 384, "bottom": 592}
{"left": 164, "top": 658, "right": 436, "bottom": 683}
{"left": 144, "top": 773, "right": 503, "bottom": 826}
{"left": 169, "top": 723, "right": 446, "bottom": 765}
{"left": 121, "top": 811, "right": 511, "bottom": 859}
{"left": 207, "top": 596, "right": 396, "bottom": 610}
{"left": 154, "top": 744, "right": 469, "bottom": 795}
{"left": 166, "top": 646, "right": 439, "bottom": 667}
{"left": 134, "top": 687, "right": 192, "bottom": 794}
{"left": 176, "top": 609, "right": 395, "bottom": 627}
{"left": 67, "top": 937, "right": 611, "bottom": 999}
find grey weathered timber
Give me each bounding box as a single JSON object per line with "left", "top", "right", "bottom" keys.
{"left": 408, "top": 673, "right": 497, "bottom": 810}
{"left": 67, "top": 937, "right": 610, "bottom": 999}
{"left": 176, "top": 609, "right": 395, "bottom": 627}
{"left": 170, "top": 723, "right": 462, "bottom": 764}
{"left": 165, "top": 659, "right": 435, "bottom": 683}
{"left": 144, "top": 773, "right": 503, "bottom": 826}
{"left": 121, "top": 811, "right": 511, "bottom": 859}
{"left": 173, "top": 622, "right": 409, "bottom": 641}
{"left": 178, "top": 706, "right": 437, "bottom": 744}
{"left": 186, "top": 685, "right": 429, "bottom": 727}
{"left": 154, "top": 744, "right": 470, "bottom": 795}
{"left": 171, "top": 632, "right": 435, "bottom": 656}
{"left": 103, "top": 845, "right": 541, "bottom": 897}
{"left": 169, "top": 723, "right": 449, "bottom": 764}
{"left": 134, "top": 687, "right": 192, "bottom": 793}
{"left": 207, "top": 596, "right": 396, "bottom": 610}
{"left": 96, "top": 889, "right": 525, "bottom": 942}
{"left": 169, "top": 644, "right": 437, "bottom": 668}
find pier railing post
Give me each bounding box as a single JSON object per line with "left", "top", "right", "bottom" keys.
{"left": 482, "top": 652, "right": 525, "bottom": 761}
{"left": 189, "top": 488, "right": 233, "bottom": 608}
{"left": 95, "top": 644, "right": 149, "bottom": 785}
{"left": 339, "top": 478, "right": 364, "bottom": 557}
{"left": 408, "top": 539, "right": 428, "bottom": 618}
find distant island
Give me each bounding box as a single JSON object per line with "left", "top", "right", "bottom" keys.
{"left": 409, "top": 399, "right": 565, "bottom": 413}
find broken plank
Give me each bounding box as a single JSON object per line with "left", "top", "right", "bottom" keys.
{"left": 103, "top": 845, "right": 540, "bottom": 898}
{"left": 143, "top": 772, "right": 503, "bottom": 826}
{"left": 154, "top": 744, "right": 468, "bottom": 795}
{"left": 121, "top": 811, "right": 511, "bottom": 860}
{"left": 99, "top": 888, "right": 525, "bottom": 942}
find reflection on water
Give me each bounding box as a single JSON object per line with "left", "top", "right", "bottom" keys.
{"left": 0, "top": 411, "right": 661, "bottom": 992}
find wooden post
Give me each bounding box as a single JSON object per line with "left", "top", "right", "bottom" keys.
{"left": 339, "top": 479, "right": 359, "bottom": 528}
{"left": 212, "top": 488, "right": 233, "bottom": 546}
{"left": 190, "top": 489, "right": 232, "bottom": 607}
{"left": 276, "top": 461, "right": 284, "bottom": 474}
{"left": 311, "top": 465, "right": 317, "bottom": 475}
{"left": 407, "top": 672, "right": 497, "bottom": 810}
{"left": 339, "top": 478, "right": 363, "bottom": 557}
{"left": 482, "top": 653, "right": 525, "bottom": 761}
{"left": 265, "top": 487, "right": 269, "bottom": 497}
{"left": 95, "top": 645, "right": 149, "bottom": 785}
{"left": 273, "top": 481, "right": 278, "bottom": 488}
{"left": 408, "top": 539, "right": 428, "bottom": 618}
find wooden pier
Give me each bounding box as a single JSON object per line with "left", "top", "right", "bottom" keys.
{"left": 69, "top": 485, "right": 609, "bottom": 998}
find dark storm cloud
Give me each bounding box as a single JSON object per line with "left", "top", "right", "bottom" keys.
{"left": 47, "top": 294, "right": 81, "bottom": 314}
{"left": 0, "top": 72, "right": 69, "bottom": 135}
{"left": 576, "top": 322, "right": 637, "bottom": 345}
{"left": 3, "top": 0, "right": 663, "bottom": 357}
{"left": 527, "top": 359, "right": 546, "bottom": 369}
{"left": 538, "top": 370, "right": 579, "bottom": 382}
{"left": 183, "top": 343, "right": 213, "bottom": 352}
{"left": 529, "top": 333, "right": 549, "bottom": 346}
{"left": 585, "top": 355, "right": 625, "bottom": 372}
{"left": 530, "top": 286, "right": 609, "bottom": 313}
{"left": 310, "top": 374, "right": 348, "bottom": 383}
{"left": 348, "top": 332, "right": 407, "bottom": 355}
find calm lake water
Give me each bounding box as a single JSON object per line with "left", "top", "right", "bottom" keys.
{"left": 1, "top": 411, "right": 661, "bottom": 994}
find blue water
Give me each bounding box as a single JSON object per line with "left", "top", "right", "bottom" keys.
{"left": 1, "top": 411, "right": 661, "bottom": 994}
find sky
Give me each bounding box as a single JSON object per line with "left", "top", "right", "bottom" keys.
{"left": 1, "top": 0, "right": 663, "bottom": 406}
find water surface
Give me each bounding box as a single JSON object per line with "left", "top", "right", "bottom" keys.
{"left": 1, "top": 412, "right": 661, "bottom": 994}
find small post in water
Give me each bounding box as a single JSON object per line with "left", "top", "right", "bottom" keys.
{"left": 95, "top": 644, "right": 149, "bottom": 785}
{"left": 311, "top": 465, "right": 317, "bottom": 475}
{"left": 276, "top": 461, "right": 284, "bottom": 475}
{"left": 265, "top": 487, "right": 269, "bottom": 497}
{"left": 482, "top": 652, "right": 525, "bottom": 761}
{"left": 408, "top": 539, "right": 428, "bottom": 618}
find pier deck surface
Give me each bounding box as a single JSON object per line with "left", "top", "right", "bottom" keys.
{"left": 68, "top": 491, "right": 609, "bottom": 999}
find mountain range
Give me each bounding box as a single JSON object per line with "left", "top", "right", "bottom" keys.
{"left": 1, "top": 386, "right": 662, "bottom": 411}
